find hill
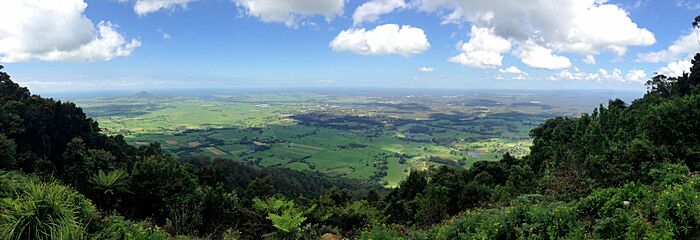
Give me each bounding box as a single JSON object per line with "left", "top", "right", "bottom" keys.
{"left": 131, "top": 91, "right": 157, "bottom": 98}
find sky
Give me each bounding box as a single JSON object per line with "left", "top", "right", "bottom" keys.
{"left": 1, "top": 0, "right": 700, "bottom": 93}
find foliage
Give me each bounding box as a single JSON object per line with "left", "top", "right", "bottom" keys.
{"left": 0, "top": 133, "right": 16, "bottom": 169}
{"left": 91, "top": 215, "right": 170, "bottom": 240}
{"left": 128, "top": 154, "right": 197, "bottom": 223}
{"left": 253, "top": 196, "right": 314, "bottom": 233}
{"left": 0, "top": 172, "right": 97, "bottom": 240}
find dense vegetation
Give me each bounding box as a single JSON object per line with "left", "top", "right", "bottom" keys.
{"left": 2, "top": 53, "right": 700, "bottom": 238}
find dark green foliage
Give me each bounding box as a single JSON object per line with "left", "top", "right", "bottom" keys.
{"left": 183, "top": 156, "right": 378, "bottom": 200}
{"left": 128, "top": 154, "right": 197, "bottom": 223}
{"left": 89, "top": 169, "right": 130, "bottom": 211}
{"left": 0, "top": 133, "right": 16, "bottom": 169}
{"left": 414, "top": 186, "right": 449, "bottom": 226}
{"left": 91, "top": 215, "right": 170, "bottom": 240}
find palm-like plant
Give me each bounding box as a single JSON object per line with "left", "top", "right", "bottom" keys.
{"left": 90, "top": 169, "right": 129, "bottom": 196}
{"left": 89, "top": 169, "right": 130, "bottom": 210}
{"left": 0, "top": 180, "right": 92, "bottom": 240}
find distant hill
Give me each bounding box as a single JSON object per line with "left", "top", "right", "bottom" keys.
{"left": 131, "top": 91, "right": 156, "bottom": 98}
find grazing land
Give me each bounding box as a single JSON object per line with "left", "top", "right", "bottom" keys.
{"left": 74, "top": 89, "right": 640, "bottom": 186}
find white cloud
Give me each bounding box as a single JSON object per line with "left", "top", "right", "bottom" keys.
{"left": 637, "top": 29, "right": 700, "bottom": 63}
{"left": 317, "top": 79, "right": 336, "bottom": 84}
{"left": 676, "top": 0, "right": 700, "bottom": 9}
{"left": 448, "top": 26, "right": 511, "bottom": 68}
{"left": 554, "top": 67, "right": 599, "bottom": 81}
{"left": 131, "top": 0, "right": 195, "bottom": 16}
{"left": 550, "top": 67, "right": 646, "bottom": 83}
{"left": 517, "top": 41, "right": 572, "bottom": 70}
{"left": 657, "top": 60, "right": 692, "bottom": 77}
{"left": 233, "top": 0, "right": 344, "bottom": 28}
{"left": 353, "top": 0, "right": 406, "bottom": 25}
{"left": 625, "top": 69, "right": 647, "bottom": 83}
{"left": 499, "top": 66, "right": 523, "bottom": 74}
{"left": 583, "top": 55, "right": 596, "bottom": 64}
{"left": 418, "top": 66, "right": 434, "bottom": 72}
{"left": 330, "top": 24, "right": 430, "bottom": 56}
{"left": 414, "top": 0, "right": 654, "bottom": 59}
{"left": 598, "top": 68, "right": 622, "bottom": 81}
{"left": 512, "top": 74, "right": 529, "bottom": 80}
{"left": 0, "top": 0, "right": 140, "bottom": 62}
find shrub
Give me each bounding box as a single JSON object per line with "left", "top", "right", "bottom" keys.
{"left": 91, "top": 215, "right": 170, "bottom": 240}
{"left": 0, "top": 179, "right": 97, "bottom": 240}
{"left": 654, "top": 181, "right": 700, "bottom": 236}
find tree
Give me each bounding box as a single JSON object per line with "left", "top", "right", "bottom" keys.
{"left": 129, "top": 154, "right": 197, "bottom": 223}
{"left": 415, "top": 186, "right": 449, "bottom": 226}
{"left": 693, "top": 15, "right": 700, "bottom": 45}
{"left": 62, "top": 137, "right": 120, "bottom": 192}
{"left": 0, "top": 133, "right": 16, "bottom": 169}
{"left": 90, "top": 169, "right": 130, "bottom": 210}
{"left": 246, "top": 175, "right": 275, "bottom": 200}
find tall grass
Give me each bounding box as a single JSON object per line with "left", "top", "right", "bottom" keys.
{"left": 0, "top": 172, "right": 96, "bottom": 240}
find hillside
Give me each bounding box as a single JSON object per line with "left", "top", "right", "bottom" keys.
{"left": 2, "top": 50, "right": 700, "bottom": 239}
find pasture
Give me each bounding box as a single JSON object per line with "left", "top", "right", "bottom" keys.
{"left": 75, "top": 89, "right": 630, "bottom": 186}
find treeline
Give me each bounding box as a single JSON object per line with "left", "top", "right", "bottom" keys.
{"left": 3, "top": 53, "right": 700, "bottom": 239}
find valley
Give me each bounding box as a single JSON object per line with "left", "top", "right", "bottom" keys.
{"left": 75, "top": 89, "right": 641, "bottom": 186}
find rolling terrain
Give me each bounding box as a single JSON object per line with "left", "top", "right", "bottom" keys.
{"left": 74, "top": 89, "right": 641, "bottom": 186}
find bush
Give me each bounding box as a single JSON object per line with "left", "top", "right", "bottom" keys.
{"left": 654, "top": 181, "right": 700, "bottom": 236}
{"left": 356, "top": 225, "right": 407, "bottom": 240}
{"left": 0, "top": 178, "right": 97, "bottom": 240}
{"left": 91, "top": 215, "right": 170, "bottom": 240}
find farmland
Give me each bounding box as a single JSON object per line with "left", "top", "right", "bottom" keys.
{"left": 74, "top": 89, "right": 640, "bottom": 186}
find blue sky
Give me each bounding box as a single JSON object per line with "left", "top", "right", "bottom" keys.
{"left": 1, "top": 0, "right": 700, "bottom": 93}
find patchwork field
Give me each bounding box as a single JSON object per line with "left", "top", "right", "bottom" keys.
{"left": 74, "top": 89, "right": 640, "bottom": 186}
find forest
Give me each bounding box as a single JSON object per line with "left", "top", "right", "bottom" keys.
{"left": 2, "top": 55, "right": 700, "bottom": 239}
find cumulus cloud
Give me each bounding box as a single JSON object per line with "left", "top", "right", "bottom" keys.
{"left": 330, "top": 24, "right": 430, "bottom": 56}
{"left": 418, "top": 66, "right": 434, "bottom": 72}
{"left": 353, "top": 0, "right": 406, "bottom": 25}
{"left": 499, "top": 66, "right": 523, "bottom": 74}
{"left": 512, "top": 74, "right": 529, "bottom": 80}
{"left": 448, "top": 26, "right": 511, "bottom": 68}
{"left": 598, "top": 68, "right": 623, "bottom": 81}
{"left": 583, "top": 55, "right": 596, "bottom": 64}
{"left": 625, "top": 69, "right": 647, "bottom": 83}
{"left": 637, "top": 29, "right": 700, "bottom": 63}
{"left": 657, "top": 60, "right": 692, "bottom": 77}
{"left": 517, "top": 41, "right": 572, "bottom": 70}
{"left": 0, "top": 0, "right": 140, "bottom": 62}
{"left": 233, "top": 0, "right": 344, "bottom": 28}
{"left": 130, "top": 0, "right": 195, "bottom": 15}
{"left": 554, "top": 67, "right": 599, "bottom": 81}
{"left": 550, "top": 67, "right": 646, "bottom": 83}
{"left": 414, "top": 0, "right": 654, "bottom": 68}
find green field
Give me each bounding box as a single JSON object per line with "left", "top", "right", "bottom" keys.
{"left": 75, "top": 90, "right": 631, "bottom": 186}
